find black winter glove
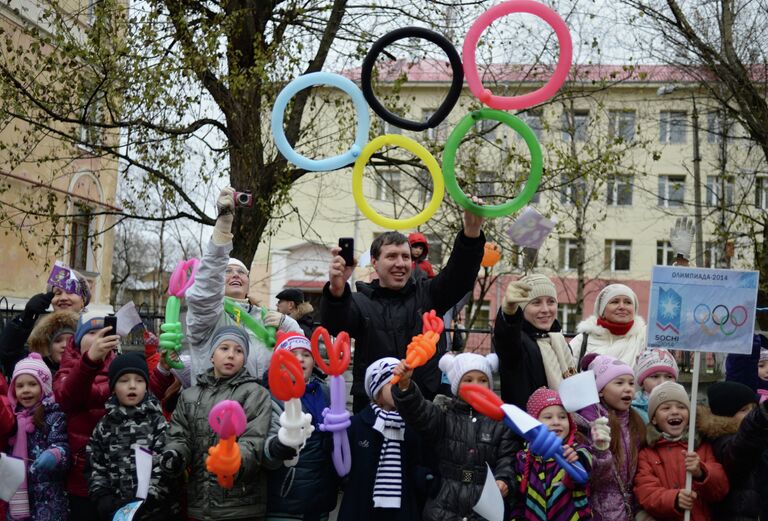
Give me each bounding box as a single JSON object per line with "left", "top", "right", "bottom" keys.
{"left": 160, "top": 449, "right": 183, "bottom": 476}
{"left": 269, "top": 437, "right": 298, "bottom": 461}
{"left": 23, "top": 292, "right": 54, "bottom": 323}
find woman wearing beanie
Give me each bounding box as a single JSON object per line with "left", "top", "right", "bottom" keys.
{"left": 698, "top": 381, "right": 765, "bottom": 521}
{"left": 569, "top": 283, "right": 646, "bottom": 368}
{"left": 578, "top": 354, "right": 646, "bottom": 521}
{"left": 6, "top": 353, "right": 70, "bottom": 520}
{"left": 493, "top": 274, "right": 576, "bottom": 409}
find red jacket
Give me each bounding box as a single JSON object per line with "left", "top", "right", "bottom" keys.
{"left": 635, "top": 431, "right": 729, "bottom": 521}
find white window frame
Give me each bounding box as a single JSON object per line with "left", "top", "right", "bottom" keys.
{"left": 559, "top": 238, "right": 579, "bottom": 271}
{"left": 519, "top": 109, "right": 543, "bottom": 139}
{"left": 755, "top": 176, "right": 768, "bottom": 209}
{"left": 605, "top": 239, "right": 632, "bottom": 272}
{"left": 558, "top": 304, "right": 580, "bottom": 334}
{"left": 379, "top": 117, "right": 402, "bottom": 135}
{"left": 423, "top": 109, "right": 448, "bottom": 141}
{"left": 562, "top": 110, "right": 589, "bottom": 142}
{"left": 560, "top": 175, "right": 587, "bottom": 205}
{"left": 608, "top": 110, "right": 636, "bottom": 142}
{"left": 375, "top": 170, "right": 402, "bottom": 202}
{"left": 658, "top": 175, "right": 686, "bottom": 207}
{"left": 705, "top": 175, "right": 734, "bottom": 207}
{"left": 607, "top": 174, "right": 633, "bottom": 206}
{"left": 659, "top": 111, "right": 687, "bottom": 144}
{"left": 656, "top": 240, "right": 676, "bottom": 266}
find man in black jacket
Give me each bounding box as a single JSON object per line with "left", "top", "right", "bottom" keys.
{"left": 321, "top": 204, "right": 485, "bottom": 412}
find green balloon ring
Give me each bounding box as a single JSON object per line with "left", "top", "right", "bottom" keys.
{"left": 443, "top": 109, "right": 543, "bottom": 218}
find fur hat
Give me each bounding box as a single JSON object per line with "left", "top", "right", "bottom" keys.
{"left": 28, "top": 310, "right": 78, "bottom": 358}
{"left": 74, "top": 310, "right": 106, "bottom": 347}
{"left": 8, "top": 353, "right": 53, "bottom": 407}
{"left": 707, "top": 381, "right": 757, "bottom": 417}
{"left": 594, "top": 284, "right": 637, "bottom": 317}
{"left": 209, "top": 325, "right": 250, "bottom": 358}
{"left": 635, "top": 349, "right": 679, "bottom": 386}
{"left": 439, "top": 352, "right": 499, "bottom": 396}
{"left": 364, "top": 357, "right": 399, "bottom": 400}
{"left": 108, "top": 352, "right": 149, "bottom": 391}
{"left": 519, "top": 273, "right": 557, "bottom": 310}
{"left": 648, "top": 381, "right": 689, "bottom": 421}
{"left": 274, "top": 331, "right": 311, "bottom": 352}
{"left": 589, "top": 354, "right": 634, "bottom": 391}
{"left": 227, "top": 258, "right": 249, "bottom": 274}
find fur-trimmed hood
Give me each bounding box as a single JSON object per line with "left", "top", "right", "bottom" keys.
{"left": 27, "top": 310, "right": 79, "bottom": 356}
{"left": 575, "top": 314, "right": 647, "bottom": 338}
{"left": 289, "top": 301, "right": 314, "bottom": 321}
{"left": 696, "top": 404, "right": 743, "bottom": 440}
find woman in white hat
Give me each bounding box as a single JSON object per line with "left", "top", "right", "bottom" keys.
{"left": 569, "top": 284, "right": 646, "bottom": 368}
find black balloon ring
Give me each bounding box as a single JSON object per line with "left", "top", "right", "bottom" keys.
{"left": 361, "top": 27, "right": 464, "bottom": 132}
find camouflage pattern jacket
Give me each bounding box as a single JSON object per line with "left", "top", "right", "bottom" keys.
{"left": 87, "top": 393, "right": 180, "bottom": 521}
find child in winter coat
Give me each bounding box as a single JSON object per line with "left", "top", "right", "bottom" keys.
{"left": 635, "top": 382, "right": 729, "bottom": 520}
{"left": 408, "top": 232, "right": 435, "bottom": 279}
{"left": 725, "top": 333, "right": 768, "bottom": 399}
{"left": 512, "top": 387, "right": 592, "bottom": 520}
{"left": 698, "top": 381, "right": 764, "bottom": 521}
{"left": 392, "top": 352, "right": 519, "bottom": 521}
{"left": 161, "top": 325, "right": 272, "bottom": 521}
{"left": 263, "top": 332, "right": 339, "bottom": 520}
{"left": 6, "top": 353, "right": 69, "bottom": 520}
{"left": 87, "top": 352, "right": 180, "bottom": 521}
{"left": 632, "top": 348, "right": 679, "bottom": 423}
{"left": 337, "top": 357, "right": 432, "bottom": 521}
{"left": 578, "top": 354, "right": 646, "bottom": 521}
{"left": 0, "top": 371, "right": 12, "bottom": 520}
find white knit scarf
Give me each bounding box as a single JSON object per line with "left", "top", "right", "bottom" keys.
{"left": 536, "top": 333, "right": 577, "bottom": 390}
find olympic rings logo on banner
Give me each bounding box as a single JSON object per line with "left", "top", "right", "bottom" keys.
{"left": 693, "top": 303, "right": 749, "bottom": 336}
{"left": 271, "top": 0, "right": 573, "bottom": 228}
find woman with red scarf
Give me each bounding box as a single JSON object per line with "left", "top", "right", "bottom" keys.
{"left": 569, "top": 284, "right": 646, "bottom": 368}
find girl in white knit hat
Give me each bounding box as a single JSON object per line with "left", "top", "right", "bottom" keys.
{"left": 569, "top": 283, "right": 647, "bottom": 368}
{"left": 392, "top": 352, "right": 518, "bottom": 521}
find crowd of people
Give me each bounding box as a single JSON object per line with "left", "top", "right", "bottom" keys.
{"left": 0, "top": 187, "right": 767, "bottom": 521}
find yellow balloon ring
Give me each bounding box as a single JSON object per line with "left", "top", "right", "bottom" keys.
{"left": 352, "top": 134, "right": 445, "bottom": 230}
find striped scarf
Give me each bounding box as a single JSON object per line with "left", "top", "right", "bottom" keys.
{"left": 370, "top": 404, "right": 405, "bottom": 508}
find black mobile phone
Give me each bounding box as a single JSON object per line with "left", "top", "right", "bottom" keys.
{"left": 338, "top": 237, "right": 354, "bottom": 267}
{"left": 104, "top": 314, "right": 117, "bottom": 333}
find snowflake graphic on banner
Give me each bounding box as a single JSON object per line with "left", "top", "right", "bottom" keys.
{"left": 656, "top": 287, "right": 682, "bottom": 335}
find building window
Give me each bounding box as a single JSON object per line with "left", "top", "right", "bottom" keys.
{"left": 558, "top": 304, "right": 580, "bottom": 334}
{"left": 607, "top": 174, "right": 633, "bottom": 206}
{"left": 512, "top": 247, "right": 538, "bottom": 270}
{"left": 658, "top": 175, "right": 685, "bottom": 207}
{"left": 562, "top": 110, "right": 589, "bottom": 142}
{"left": 705, "top": 176, "right": 734, "bottom": 207}
{"left": 423, "top": 109, "right": 448, "bottom": 141}
{"left": 380, "top": 117, "right": 402, "bottom": 135}
{"left": 608, "top": 110, "right": 636, "bottom": 142}
{"left": 422, "top": 233, "right": 443, "bottom": 267}
{"left": 69, "top": 205, "right": 92, "bottom": 271}
{"left": 755, "top": 177, "right": 768, "bottom": 209}
{"left": 707, "top": 111, "right": 722, "bottom": 144}
{"left": 476, "top": 171, "right": 496, "bottom": 198}
{"left": 703, "top": 241, "right": 722, "bottom": 268}
{"left": 519, "top": 109, "right": 543, "bottom": 139}
{"left": 375, "top": 170, "right": 401, "bottom": 201}
{"left": 472, "top": 300, "right": 492, "bottom": 329}
{"left": 560, "top": 175, "right": 587, "bottom": 206}
{"left": 659, "top": 111, "right": 687, "bottom": 144}
{"left": 559, "top": 238, "right": 580, "bottom": 271}
{"left": 604, "top": 239, "right": 632, "bottom": 271}
{"left": 656, "top": 241, "right": 676, "bottom": 266}
{"left": 475, "top": 119, "right": 497, "bottom": 141}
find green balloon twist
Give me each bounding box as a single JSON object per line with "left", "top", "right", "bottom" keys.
{"left": 223, "top": 297, "right": 277, "bottom": 348}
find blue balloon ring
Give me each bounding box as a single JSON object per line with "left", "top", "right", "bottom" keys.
{"left": 271, "top": 72, "right": 370, "bottom": 172}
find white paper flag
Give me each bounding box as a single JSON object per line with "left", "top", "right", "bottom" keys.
{"left": 501, "top": 403, "right": 541, "bottom": 434}
{"left": 116, "top": 302, "right": 144, "bottom": 336}
{"left": 472, "top": 463, "right": 504, "bottom": 521}
{"left": 507, "top": 206, "right": 556, "bottom": 249}
{"left": 0, "top": 454, "right": 26, "bottom": 502}
{"left": 558, "top": 370, "right": 600, "bottom": 412}
{"left": 134, "top": 445, "right": 153, "bottom": 500}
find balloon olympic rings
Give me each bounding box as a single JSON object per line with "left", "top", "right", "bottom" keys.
{"left": 352, "top": 134, "right": 444, "bottom": 229}
{"left": 361, "top": 27, "right": 464, "bottom": 132}
{"left": 463, "top": 0, "right": 573, "bottom": 110}
{"left": 271, "top": 72, "right": 370, "bottom": 172}
{"left": 443, "top": 109, "right": 543, "bottom": 218}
